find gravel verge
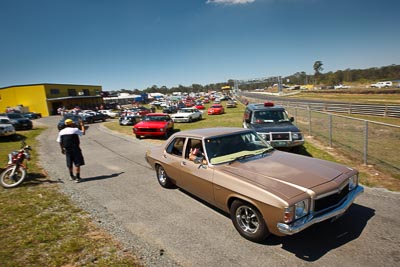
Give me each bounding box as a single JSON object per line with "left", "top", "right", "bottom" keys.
{"left": 35, "top": 119, "right": 181, "bottom": 267}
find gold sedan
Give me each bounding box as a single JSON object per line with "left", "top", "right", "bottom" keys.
{"left": 145, "top": 127, "right": 364, "bottom": 242}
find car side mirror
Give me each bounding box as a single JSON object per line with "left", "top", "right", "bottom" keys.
{"left": 289, "top": 117, "right": 294, "bottom": 122}
{"left": 194, "top": 156, "right": 207, "bottom": 169}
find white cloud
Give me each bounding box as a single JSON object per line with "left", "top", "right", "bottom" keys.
{"left": 206, "top": 0, "right": 256, "bottom": 5}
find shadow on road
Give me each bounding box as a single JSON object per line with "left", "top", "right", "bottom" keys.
{"left": 265, "top": 203, "right": 375, "bottom": 261}
{"left": 79, "top": 172, "right": 125, "bottom": 182}
{"left": 178, "top": 188, "right": 374, "bottom": 261}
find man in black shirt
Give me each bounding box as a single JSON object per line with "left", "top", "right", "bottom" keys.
{"left": 56, "top": 118, "right": 86, "bottom": 182}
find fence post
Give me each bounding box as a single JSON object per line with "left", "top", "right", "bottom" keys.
{"left": 363, "top": 120, "right": 368, "bottom": 165}
{"left": 329, "top": 114, "right": 332, "bottom": 147}
{"left": 308, "top": 109, "right": 312, "bottom": 136}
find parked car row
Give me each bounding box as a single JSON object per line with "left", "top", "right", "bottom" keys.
{"left": 0, "top": 113, "right": 33, "bottom": 130}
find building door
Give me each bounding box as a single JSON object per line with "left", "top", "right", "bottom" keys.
{"left": 52, "top": 102, "right": 63, "bottom": 115}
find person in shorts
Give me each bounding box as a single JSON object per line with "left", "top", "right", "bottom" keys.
{"left": 56, "top": 118, "right": 86, "bottom": 182}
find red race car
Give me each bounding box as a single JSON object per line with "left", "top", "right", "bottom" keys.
{"left": 133, "top": 113, "right": 174, "bottom": 139}
{"left": 207, "top": 104, "right": 224, "bottom": 115}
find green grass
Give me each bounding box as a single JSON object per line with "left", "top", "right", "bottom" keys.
{"left": 287, "top": 89, "right": 400, "bottom": 105}
{"left": 0, "top": 129, "right": 141, "bottom": 266}
{"left": 108, "top": 100, "right": 400, "bottom": 190}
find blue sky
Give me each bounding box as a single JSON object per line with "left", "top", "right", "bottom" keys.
{"left": 1, "top": 0, "right": 399, "bottom": 90}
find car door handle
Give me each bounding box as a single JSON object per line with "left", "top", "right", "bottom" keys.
{"left": 181, "top": 161, "right": 186, "bottom": 166}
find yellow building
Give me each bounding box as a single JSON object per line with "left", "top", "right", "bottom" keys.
{"left": 0, "top": 83, "right": 103, "bottom": 117}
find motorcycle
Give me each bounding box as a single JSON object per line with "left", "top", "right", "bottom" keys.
{"left": 0, "top": 141, "right": 32, "bottom": 188}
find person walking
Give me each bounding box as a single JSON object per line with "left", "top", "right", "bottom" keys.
{"left": 56, "top": 118, "right": 86, "bottom": 182}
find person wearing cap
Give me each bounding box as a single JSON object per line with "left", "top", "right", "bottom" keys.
{"left": 56, "top": 118, "right": 86, "bottom": 182}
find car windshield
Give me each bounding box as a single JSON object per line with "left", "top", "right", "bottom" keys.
{"left": 7, "top": 113, "right": 24, "bottom": 119}
{"left": 0, "top": 118, "right": 11, "bottom": 124}
{"left": 204, "top": 131, "right": 273, "bottom": 165}
{"left": 143, "top": 115, "right": 170, "bottom": 121}
{"left": 178, "top": 109, "right": 192, "bottom": 113}
{"left": 253, "top": 110, "right": 289, "bottom": 123}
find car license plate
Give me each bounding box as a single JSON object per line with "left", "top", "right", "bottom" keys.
{"left": 274, "top": 141, "right": 286, "bottom": 146}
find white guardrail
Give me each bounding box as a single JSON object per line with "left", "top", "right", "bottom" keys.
{"left": 273, "top": 101, "right": 400, "bottom": 118}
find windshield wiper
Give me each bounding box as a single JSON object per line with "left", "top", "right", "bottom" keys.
{"left": 261, "top": 148, "right": 274, "bottom": 156}
{"left": 228, "top": 154, "right": 256, "bottom": 164}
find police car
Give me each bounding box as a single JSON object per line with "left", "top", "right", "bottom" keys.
{"left": 242, "top": 102, "right": 304, "bottom": 148}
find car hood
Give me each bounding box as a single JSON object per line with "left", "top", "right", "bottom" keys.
{"left": 135, "top": 121, "right": 168, "bottom": 127}
{"left": 0, "top": 123, "right": 14, "bottom": 127}
{"left": 251, "top": 122, "right": 300, "bottom": 132}
{"left": 171, "top": 113, "right": 192, "bottom": 117}
{"left": 219, "top": 151, "right": 352, "bottom": 199}
{"left": 11, "top": 117, "right": 31, "bottom": 122}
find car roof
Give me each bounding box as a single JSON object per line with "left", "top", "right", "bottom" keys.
{"left": 146, "top": 113, "right": 169, "bottom": 116}
{"left": 172, "top": 127, "right": 251, "bottom": 139}
{"left": 2, "top": 113, "right": 24, "bottom": 117}
{"left": 246, "top": 103, "right": 285, "bottom": 111}
{"left": 0, "top": 116, "right": 12, "bottom": 122}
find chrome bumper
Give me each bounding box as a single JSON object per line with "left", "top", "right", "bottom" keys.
{"left": 277, "top": 185, "right": 364, "bottom": 235}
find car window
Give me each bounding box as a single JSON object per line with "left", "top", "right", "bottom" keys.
{"left": 166, "top": 137, "right": 185, "bottom": 157}
{"left": 7, "top": 113, "right": 24, "bottom": 119}
{"left": 205, "top": 132, "right": 272, "bottom": 164}
{"left": 253, "top": 110, "right": 288, "bottom": 122}
{"left": 185, "top": 138, "right": 203, "bottom": 160}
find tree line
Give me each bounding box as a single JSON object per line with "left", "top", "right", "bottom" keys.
{"left": 106, "top": 64, "right": 400, "bottom": 95}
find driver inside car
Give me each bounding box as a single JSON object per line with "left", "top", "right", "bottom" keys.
{"left": 189, "top": 145, "right": 207, "bottom": 164}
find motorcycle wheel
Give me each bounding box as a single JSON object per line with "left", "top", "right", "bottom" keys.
{"left": 0, "top": 166, "right": 27, "bottom": 188}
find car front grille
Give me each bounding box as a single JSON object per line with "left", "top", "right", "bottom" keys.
{"left": 137, "top": 128, "right": 158, "bottom": 132}
{"left": 264, "top": 132, "right": 291, "bottom": 141}
{"left": 314, "top": 186, "right": 350, "bottom": 213}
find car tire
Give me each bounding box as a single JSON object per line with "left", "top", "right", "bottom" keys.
{"left": 136, "top": 135, "right": 141, "bottom": 139}
{"left": 188, "top": 117, "right": 192, "bottom": 123}
{"left": 156, "top": 164, "right": 173, "bottom": 188}
{"left": 230, "top": 200, "right": 270, "bottom": 243}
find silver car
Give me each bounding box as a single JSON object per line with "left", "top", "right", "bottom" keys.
{"left": 0, "top": 116, "right": 16, "bottom": 137}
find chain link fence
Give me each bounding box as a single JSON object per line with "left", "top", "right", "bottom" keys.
{"left": 288, "top": 106, "right": 400, "bottom": 177}
{"left": 240, "top": 95, "right": 400, "bottom": 177}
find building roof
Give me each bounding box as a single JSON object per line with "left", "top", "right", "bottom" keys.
{"left": 0, "top": 83, "right": 102, "bottom": 90}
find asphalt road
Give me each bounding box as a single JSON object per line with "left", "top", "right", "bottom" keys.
{"left": 36, "top": 116, "right": 400, "bottom": 267}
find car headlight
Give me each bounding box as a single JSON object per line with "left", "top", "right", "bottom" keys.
{"left": 348, "top": 174, "right": 358, "bottom": 191}
{"left": 292, "top": 132, "right": 302, "bottom": 140}
{"left": 160, "top": 128, "right": 165, "bottom": 132}
{"left": 284, "top": 199, "right": 309, "bottom": 223}
{"left": 258, "top": 132, "right": 267, "bottom": 139}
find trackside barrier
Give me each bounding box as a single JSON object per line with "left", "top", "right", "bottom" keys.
{"left": 274, "top": 101, "right": 400, "bottom": 118}
{"left": 242, "top": 96, "right": 400, "bottom": 177}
